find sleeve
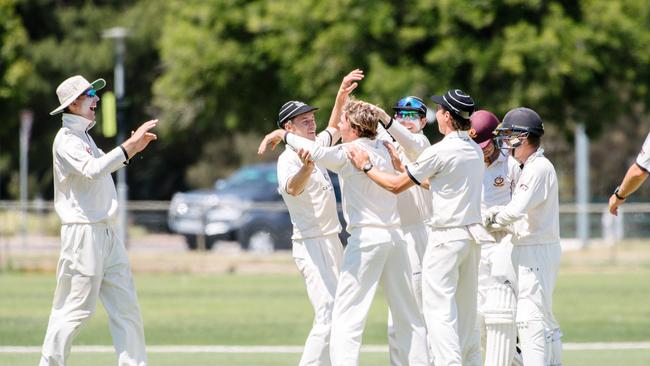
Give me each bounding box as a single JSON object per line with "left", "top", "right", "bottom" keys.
{"left": 286, "top": 133, "right": 347, "bottom": 173}
{"left": 507, "top": 156, "right": 522, "bottom": 194}
{"left": 276, "top": 153, "right": 302, "bottom": 195}
{"left": 55, "top": 135, "right": 127, "bottom": 181}
{"left": 494, "top": 168, "right": 546, "bottom": 226}
{"left": 375, "top": 125, "right": 395, "bottom": 143}
{"left": 635, "top": 132, "right": 650, "bottom": 172}
{"left": 315, "top": 127, "right": 341, "bottom": 147}
{"left": 386, "top": 121, "right": 430, "bottom": 161}
{"left": 404, "top": 145, "right": 443, "bottom": 186}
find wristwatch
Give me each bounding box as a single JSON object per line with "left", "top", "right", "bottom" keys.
{"left": 362, "top": 162, "right": 374, "bottom": 173}
{"left": 614, "top": 186, "right": 626, "bottom": 200}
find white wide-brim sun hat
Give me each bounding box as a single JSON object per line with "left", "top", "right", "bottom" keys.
{"left": 50, "top": 75, "right": 106, "bottom": 115}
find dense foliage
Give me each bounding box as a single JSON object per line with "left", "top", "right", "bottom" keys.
{"left": 1, "top": 0, "right": 648, "bottom": 200}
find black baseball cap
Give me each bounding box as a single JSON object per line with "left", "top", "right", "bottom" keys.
{"left": 501, "top": 107, "right": 544, "bottom": 137}
{"left": 430, "top": 89, "right": 475, "bottom": 120}
{"left": 277, "top": 100, "right": 319, "bottom": 128}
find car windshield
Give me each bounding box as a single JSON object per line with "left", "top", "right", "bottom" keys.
{"left": 219, "top": 166, "right": 278, "bottom": 191}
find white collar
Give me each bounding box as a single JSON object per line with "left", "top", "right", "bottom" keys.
{"left": 523, "top": 147, "right": 545, "bottom": 166}
{"left": 444, "top": 130, "right": 470, "bottom": 141}
{"left": 62, "top": 113, "right": 95, "bottom": 132}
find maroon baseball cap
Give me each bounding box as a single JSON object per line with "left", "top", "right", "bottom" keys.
{"left": 469, "top": 110, "right": 500, "bottom": 148}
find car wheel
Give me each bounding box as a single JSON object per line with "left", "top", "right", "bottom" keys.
{"left": 184, "top": 235, "right": 198, "bottom": 250}
{"left": 245, "top": 229, "right": 276, "bottom": 254}
{"left": 184, "top": 235, "right": 217, "bottom": 250}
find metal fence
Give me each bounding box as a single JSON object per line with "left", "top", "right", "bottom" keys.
{"left": 1, "top": 200, "right": 648, "bottom": 243}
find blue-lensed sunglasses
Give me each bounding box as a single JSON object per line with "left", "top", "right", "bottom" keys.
{"left": 83, "top": 89, "right": 97, "bottom": 97}
{"left": 397, "top": 110, "right": 421, "bottom": 120}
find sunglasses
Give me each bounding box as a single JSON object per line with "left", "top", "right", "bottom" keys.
{"left": 397, "top": 111, "right": 422, "bottom": 121}
{"left": 83, "top": 89, "right": 97, "bottom": 97}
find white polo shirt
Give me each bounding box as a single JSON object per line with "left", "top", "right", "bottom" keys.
{"left": 380, "top": 122, "right": 434, "bottom": 226}
{"left": 406, "top": 130, "right": 484, "bottom": 229}
{"left": 285, "top": 133, "right": 400, "bottom": 247}
{"left": 636, "top": 132, "right": 650, "bottom": 172}
{"left": 493, "top": 148, "right": 560, "bottom": 246}
{"left": 482, "top": 152, "right": 521, "bottom": 210}
{"left": 53, "top": 113, "right": 128, "bottom": 224}
{"left": 277, "top": 130, "right": 342, "bottom": 240}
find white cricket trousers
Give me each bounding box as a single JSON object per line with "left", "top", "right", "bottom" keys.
{"left": 330, "top": 236, "right": 429, "bottom": 366}
{"left": 292, "top": 234, "right": 344, "bottom": 366}
{"left": 423, "top": 238, "right": 481, "bottom": 366}
{"left": 512, "top": 243, "right": 562, "bottom": 366}
{"left": 40, "top": 223, "right": 146, "bottom": 366}
{"left": 388, "top": 223, "right": 430, "bottom": 366}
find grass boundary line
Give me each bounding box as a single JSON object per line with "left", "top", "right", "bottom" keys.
{"left": 2, "top": 343, "right": 650, "bottom": 354}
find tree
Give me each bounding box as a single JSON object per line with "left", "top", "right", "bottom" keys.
{"left": 153, "top": 0, "right": 649, "bottom": 197}
{"left": 0, "top": 0, "right": 33, "bottom": 197}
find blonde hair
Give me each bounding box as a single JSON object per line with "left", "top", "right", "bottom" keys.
{"left": 343, "top": 98, "right": 378, "bottom": 139}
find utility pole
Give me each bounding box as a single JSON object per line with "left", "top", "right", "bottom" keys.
{"left": 19, "top": 110, "right": 33, "bottom": 249}
{"left": 103, "top": 27, "right": 130, "bottom": 248}
{"left": 575, "top": 123, "right": 590, "bottom": 248}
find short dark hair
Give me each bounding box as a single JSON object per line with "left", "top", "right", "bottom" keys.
{"left": 441, "top": 106, "right": 471, "bottom": 131}
{"left": 526, "top": 134, "right": 541, "bottom": 147}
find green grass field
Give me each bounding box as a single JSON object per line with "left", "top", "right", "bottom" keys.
{"left": 1, "top": 270, "right": 650, "bottom": 365}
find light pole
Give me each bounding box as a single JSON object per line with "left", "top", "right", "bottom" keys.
{"left": 103, "top": 27, "right": 130, "bottom": 248}
{"left": 575, "top": 123, "right": 590, "bottom": 248}
{"left": 19, "top": 110, "right": 33, "bottom": 248}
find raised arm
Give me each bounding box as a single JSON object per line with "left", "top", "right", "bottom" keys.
{"left": 56, "top": 119, "right": 158, "bottom": 180}
{"left": 376, "top": 108, "right": 430, "bottom": 161}
{"left": 322, "top": 69, "right": 364, "bottom": 145}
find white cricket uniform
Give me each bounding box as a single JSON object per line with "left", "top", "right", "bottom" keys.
{"left": 478, "top": 153, "right": 521, "bottom": 366}
{"left": 40, "top": 113, "right": 146, "bottom": 366}
{"left": 406, "top": 130, "right": 490, "bottom": 366}
{"left": 277, "top": 128, "right": 344, "bottom": 366}
{"left": 492, "top": 148, "right": 562, "bottom": 366}
{"left": 285, "top": 133, "right": 428, "bottom": 366}
{"left": 635, "top": 132, "right": 650, "bottom": 172}
{"left": 379, "top": 122, "right": 433, "bottom": 365}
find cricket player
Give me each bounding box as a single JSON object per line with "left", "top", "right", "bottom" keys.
{"left": 347, "top": 89, "right": 491, "bottom": 366}
{"left": 608, "top": 131, "right": 650, "bottom": 215}
{"left": 375, "top": 97, "right": 433, "bottom": 365}
{"left": 259, "top": 99, "right": 428, "bottom": 366}
{"left": 41, "top": 75, "right": 157, "bottom": 365}
{"left": 469, "top": 110, "right": 523, "bottom": 366}
{"left": 265, "top": 69, "right": 363, "bottom": 365}
{"left": 485, "top": 107, "right": 563, "bottom": 366}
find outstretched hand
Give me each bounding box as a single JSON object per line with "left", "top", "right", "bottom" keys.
{"left": 608, "top": 194, "right": 624, "bottom": 216}
{"left": 296, "top": 148, "right": 314, "bottom": 168}
{"left": 122, "top": 119, "right": 158, "bottom": 158}
{"left": 371, "top": 104, "right": 392, "bottom": 126}
{"left": 345, "top": 144, "right": 370, "bottom": 171}
{"left": 383, "top": 141, "right": 404, "bottom": 173}
{"left": 338, "top": 69, "right": 364, "bottom": 99}
{"left": 258, "top": 129, "right": 286, "bottom": 155}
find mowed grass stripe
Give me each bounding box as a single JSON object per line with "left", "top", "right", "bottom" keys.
{"left": 3, "top": 342, "right": 650, "bottom": 353}
{"left": 1, "top": 271, "right": 649, "bottom": 346}
{"left": 1, "top": 349, "right": 650, "bottom": 366}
